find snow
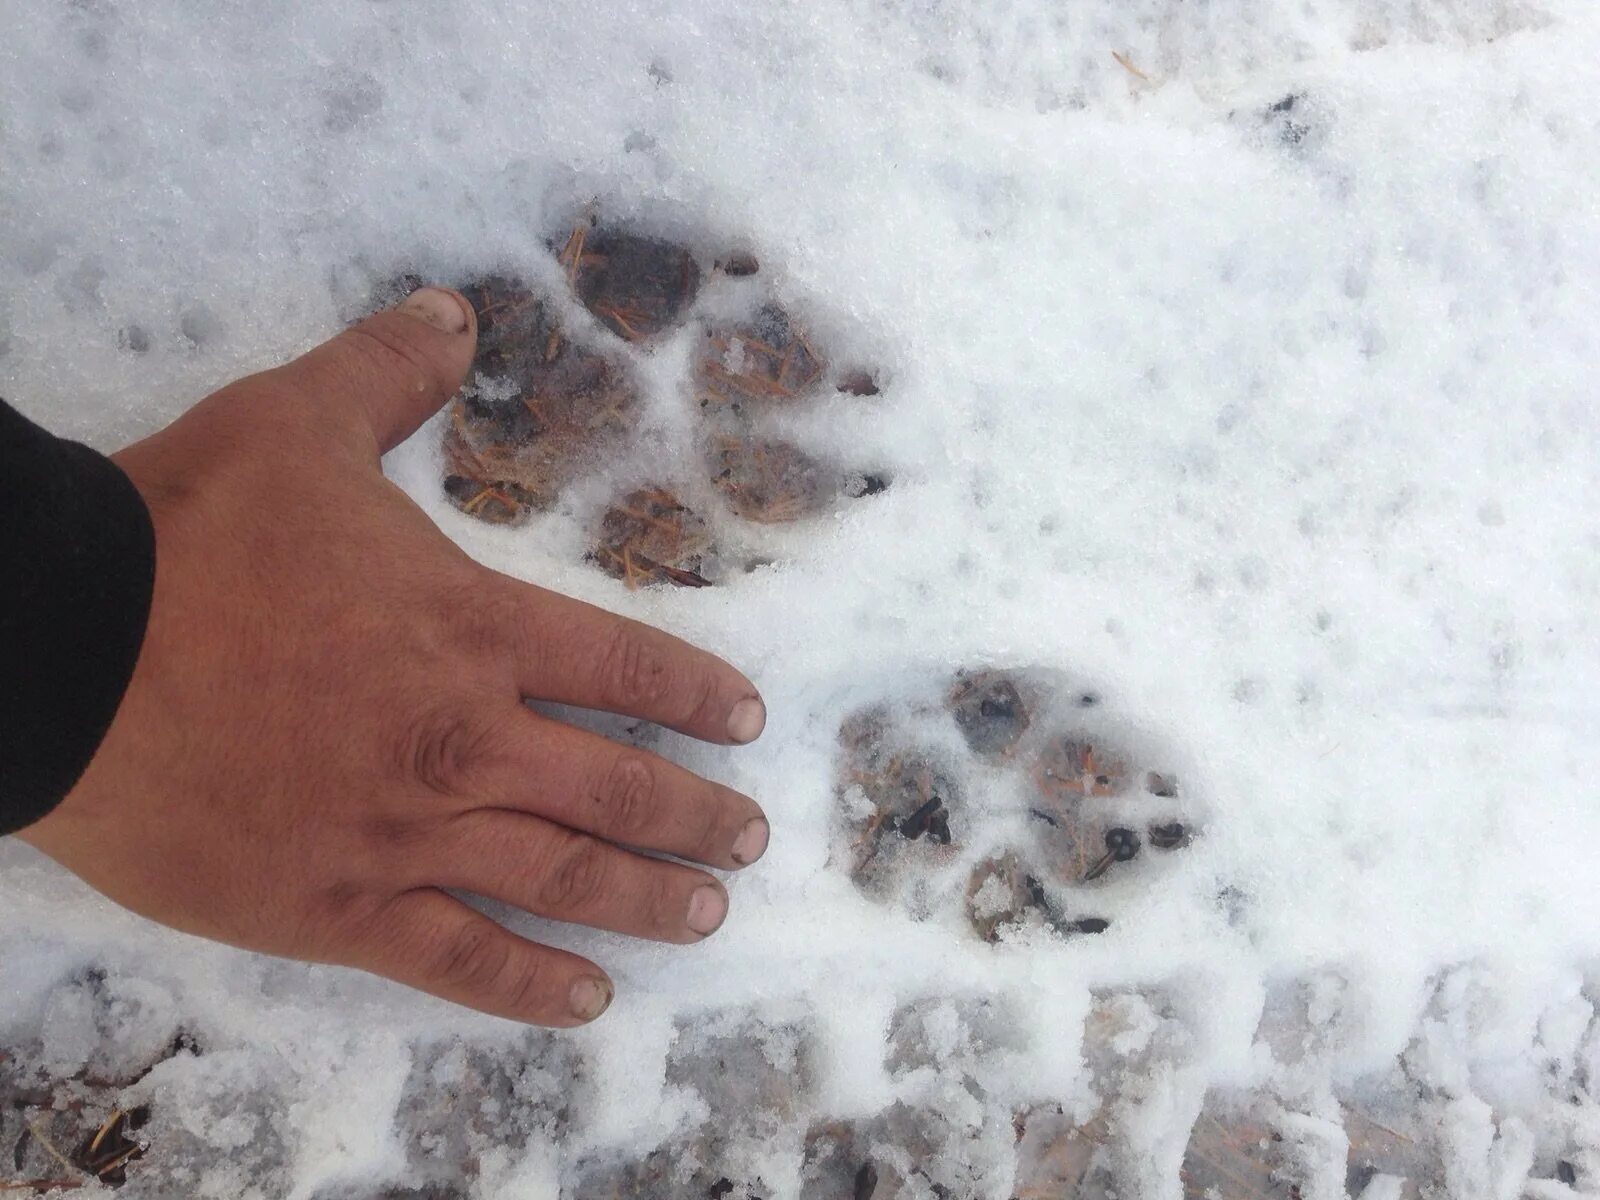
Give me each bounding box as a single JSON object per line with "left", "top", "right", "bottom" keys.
{"left": 4, "top": 0, "right": 1600, "bottom": 1196}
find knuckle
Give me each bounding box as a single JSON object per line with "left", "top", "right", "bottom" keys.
{"left": 690, "top": 790, "right": 727, "bottom": 861}
{"left": 504, "top": 958, "right": 552, "bottom": 1017}
{"left": 301, "top": 884, "right": 381, "bottom": 956}
{"left": 596, "top": 755, "right": 658, "bottom": 840}
{"left": 652, "top": 876, "right": 704, "bottom": 940}
{"left": 453, "top": 583, "right": 522, "bottom": 662}
{"left": 686, "top": 667, "right": 723, "bottom": 727}
{"left": 433, "top": 918, "right": 513, "bottom": 995}
{"left": 399, "top": 706, "right": 495, "bottom": 796}
{"left": 598, "top": 624, "right": 674, "bottom": 711}
{"left": 647, "top": 874, "right": 687, "bottom": 940}
{"left": 342, "top": 323, "right": 445, "bottom": 396}
{"left": 363, "top": 812, "right": 449, "bottom": 866}
{"left": 539, "top": 837, "right": 611, "bottom": 915}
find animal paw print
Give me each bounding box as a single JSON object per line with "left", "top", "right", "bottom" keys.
{"left": 834, "top": 667, "right": 1202, "bottom": 941}
{"left": 391, "top": 217, "right": 890, "bottom": 588}
{"left": 439, "top": 273, "right": 640, "bottom": 522}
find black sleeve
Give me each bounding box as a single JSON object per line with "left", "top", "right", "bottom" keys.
{"left": 1, "top": 398, "right": 155, "bottom": 836}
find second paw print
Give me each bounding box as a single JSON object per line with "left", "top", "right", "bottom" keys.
{"left": 389, "top": 218, "right": 892, "bottom": 589}
{"left": 836, "top": 667, "right": 1206, "bottom": 942}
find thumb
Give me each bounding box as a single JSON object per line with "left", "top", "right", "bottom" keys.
{"left": 270, "top": 286, "right": 479, "bottom": 456}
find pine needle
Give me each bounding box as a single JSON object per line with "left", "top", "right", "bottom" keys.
{"left": 1111, "top": 50, "right": 1150, "bottom": 81}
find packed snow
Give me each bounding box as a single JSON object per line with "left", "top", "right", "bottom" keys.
{"left": 4, "top": 0, "right": 1600, "bottom": 1196}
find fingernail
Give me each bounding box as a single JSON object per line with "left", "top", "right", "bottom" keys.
{"left": 731, "top": 817, "right": 770, "bottom": 866}
{"left": 396, "top": 287, "right": 470, "bottom": 335}
{"left": 569, "top": 976, "right": 613, "bottom": 1022}
{"left": 727, "top": 697, "right": 766, "bottom": 744}
{"left": 687, "top": 885, "right": 728, "bottom": 936}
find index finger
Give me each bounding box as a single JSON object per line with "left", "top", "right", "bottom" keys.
{"left": 494, "top": 578, "right": 767, "bottom": 746}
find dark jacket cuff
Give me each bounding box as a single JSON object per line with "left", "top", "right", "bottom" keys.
{"left": 1, "top": 398, "right": 155, "bottom": 835}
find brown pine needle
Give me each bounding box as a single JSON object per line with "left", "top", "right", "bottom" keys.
{"left": 598, "top": 305, "right": 646, "bottom": 341}
{"left": 462, "top": 486, "right": 517, "bottom": 517}
{"left": 1355, "top": 1114, "right": 1415, "bottom": 1144}
{"left": 617, "top": 505, "right": 680, "bottom": 535}
{"left": 795, "top": 330, "right": 822, "bottom": 369}
{"left": 730, "top": 335, "right": 787, "bottom": 361}
{"left": 702, "top": 362, "right": 795, "bottom": 398}
{"left": 0, "top": 1182, "right": 82, "bottom": 1193}
{"left": 660, "top": 565, "right": 711, "bottom": 588}
{"left": 1111, "top": 50, "right": 1150, "bottom": 81}
{"left": 558, "top": 226, "right": 587, "bottom": 286}
{"left": 87, "top": 1111, "right": 122, "bottom": 1157}
{"left": 23, "top": 1124, "right": 77, "bottom": 1180}
{"left": 92, "top": 1145, "right": 142, "bottom": 1178}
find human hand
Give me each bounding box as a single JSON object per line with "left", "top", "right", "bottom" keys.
{"left": 17, "top": 287, "right": 769, "bottom": 1027}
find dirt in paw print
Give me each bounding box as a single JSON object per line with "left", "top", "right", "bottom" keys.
{"left": 833, "top": 667, "right": 1202, "bottom": 942}
{"left": 428, "top": 274, "right": 640, "bottom": 524}
{"left": 559, "top": 225, "right": 700, "bottom": 342}
{"left": 691, "top": 302, "right": 884, "bottom": 523}
{"left": 693, "top": 303, "right": 825, "bottom": 417}
{"left": 592, "top": 486, "right": 717, "bottom": 588}
{"left": 836, "top": 706, "right": 963, "bottom": 913}
{"left": 384, "top": 214, "right": 891, "bottom": 585}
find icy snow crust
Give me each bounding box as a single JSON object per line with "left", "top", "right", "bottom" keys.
{"left": 4, "top": 0, "right": 1600, "bottom": 1196}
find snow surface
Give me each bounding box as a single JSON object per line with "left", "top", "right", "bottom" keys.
{"left": 4, "top": 0, "right": 1600, "bottom": 1196}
